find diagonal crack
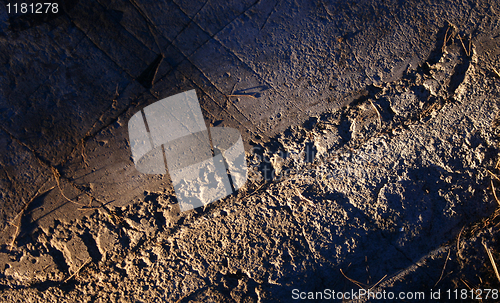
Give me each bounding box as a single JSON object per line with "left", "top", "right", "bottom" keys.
{"left": 178, "top": 59, "right": 265, "bottom": 135}
{"left": 260, "top": 0, "right": 281, "bottom": 31}
{"left": 125, "top": 0, "right": 164, "bottom": 53}
{"left": 67, "top": 17, "right": 134, "bottom": 78}
{"left": 169, "top": 0, "right": 210, "bottom": 44}
{"left": 127, "top": 0, "right": 286, "bottom": 140}
{"left": 165, "top": 0, "right": 309, "bottom": 137}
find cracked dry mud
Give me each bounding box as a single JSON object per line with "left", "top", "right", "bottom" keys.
{"left": 2, "top": 0, "right": 500, "bottom": 302}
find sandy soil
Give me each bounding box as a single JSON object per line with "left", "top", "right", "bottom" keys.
{"left": 1, "top": 0, "right": 500, "bottom": 302}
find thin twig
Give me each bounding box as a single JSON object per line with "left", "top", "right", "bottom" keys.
{"left": 8, "top": 184, "right": 55, "bottom": 249}
{"left": 456, "top": 225, "right": 465, "bottom": 257}
{"left": 488, "top": 170, "right": 500, "bottom": 182}
{"left": 460, "top": 278, "right": 481, "bottom": 303}
{"left": 369, "top": 274, "right": 388, "bottom": 290}
{"left": 340, "top": 269, "right": 366, "bottom": 289}
{"left": 245, "top": 183, "right": 266, "bottom": 198}
{"left": 77, "top": 206, "right": 101, "bottom": 211}
{"left": 457, "top": 35, "right": 470, "bottom": 57}
{"left": 230, "top": 80, "right": 239, "bottom": 95}
{"left": 491, "top": 180, "right": 500, "bottom": 206}
{"left": 460, "top": 277, "right": 483, "bottom": 302}
{"left": 51, "top": 167, "right": 87, "bottom": 207}
{"left": 369, "top": 100, "right": 382, "bottom": 127}
{"left": 483, "top": 242, "right": 500, "bottom": 283}
{"left": 434, "top": 247, "right": 451, "bottom": 287}
{"left": 63, "top": 257, "right": 92, "bottom": 283}
{"left": 468, "top": 34, "right": 472, "bottom": 57}
{"left": 445, "top": 25, "right": 454, "bottom": 45}
{"left": 152, "top": 55, "right": 163, "bottom": 86}
{"left": 226, "top": 94, "right": 258, "bottom": 99}
{"left": 295, "top": 188, "right": 316, "bottom": 207}
{"left": 461, "top": 278, "right": 472, "bottom": 290}
{"left": 442, "top": 26, "right": 450, "bottom": 52}
{"left": 175, "top": 290, "right": 197, "bottom": 303}
{"left": 492, "top": 68, "right": 500, "bottom": 80}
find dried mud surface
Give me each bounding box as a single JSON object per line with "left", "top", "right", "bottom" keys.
{"left": 1, "top": 0, "right": 500, "bottom": 302}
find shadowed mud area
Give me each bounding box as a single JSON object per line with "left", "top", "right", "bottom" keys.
{"left": 2, "top": 0, "right": 500, "bottom": 302}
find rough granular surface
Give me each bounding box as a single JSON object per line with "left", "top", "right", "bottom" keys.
{"left": 1, "top": 0, "right": 500, "bottom": 302}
